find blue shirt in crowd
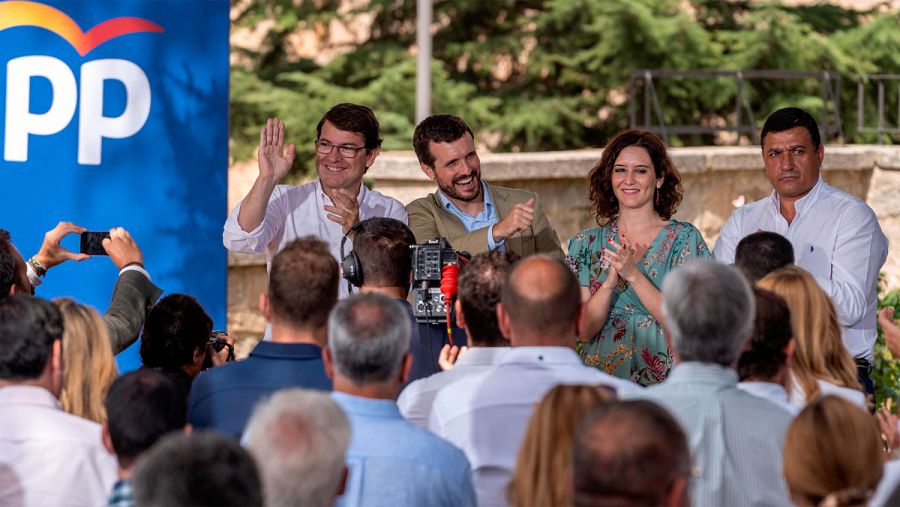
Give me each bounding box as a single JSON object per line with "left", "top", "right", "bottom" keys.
{"left": 332, "top": 391, "right": 476, "bottom": 507}
{"left": 438, "top": 181, "right": 505, "bottom": 251}
{"left": 188, "top": 341, "right": 331, "bottom": 438}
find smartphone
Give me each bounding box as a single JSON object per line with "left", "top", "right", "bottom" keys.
{"left": 80, "top": 232, "right": 110, "bottom": 255}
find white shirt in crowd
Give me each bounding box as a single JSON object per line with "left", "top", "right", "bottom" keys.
{"left": 788, "top": 375, "right": 867, "bottom": 411}
{"left": 737, "top": 381, "right": 800, "bottom": 416}
{"left": 428, "top": 346, "right": 639, "bottom": 507}
{"left": 713, "top": 178, "right": 888, "bottom": 362}
{"left": 398, "top": 347, "right": 509, "bottom": 428}
{"left": 0, "top": 385, "right": 117, "bottom": 507}
{"left": 223, "top": 179, "right": 408, "bottom": 298}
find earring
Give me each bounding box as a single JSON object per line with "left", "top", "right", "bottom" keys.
{"left": 655, "top": 187, "right": 660, "bottom": 205}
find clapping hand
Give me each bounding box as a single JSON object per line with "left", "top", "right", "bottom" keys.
{"left": 324, "top": 188, "right": 361, "bottom": 234}
{"left": 258, "top": 117, "right": 295, "bottom": 184}
{"left": 603, "top": 239, "right": 646, "bottom": 283}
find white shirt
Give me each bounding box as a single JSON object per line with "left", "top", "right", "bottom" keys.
{"left": 714, "top": 178, "right": 888, "bottom": 362}
{"left": 737, "top": 381, "right": 799, "bottom": 415}
{"left": 789, "top": 375, "right": 868, "bottom": 410}
{"left": 398, "top": 347, "right": 509, "bottom": 428}
{"left": 872, "top": 458, "right": 900, "bottom": 507}
{"left": 223, "top": 179, "right": 408, "bottom": 298}
{"left": 0, "top": 385, "right": 117, "bottom": 507}
{"left": 428, "top": 346, "right": 639, "bottom": 507}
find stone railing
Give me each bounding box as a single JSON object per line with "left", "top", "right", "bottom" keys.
{"left": 227, "top": 145, "right": 900, "bottom": 341}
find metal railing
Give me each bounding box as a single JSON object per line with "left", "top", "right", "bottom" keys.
{"left": 857, "top": 74, "right": 900, "bottom": 143}
{"left": 628, "top": 69, "right": 843, "bottom": 145}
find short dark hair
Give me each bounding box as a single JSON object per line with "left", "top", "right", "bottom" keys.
{"left": 738, "top": 288, "right": 793, "bottom": 382}
{"left": 316, "top": 103, "right": 382, "bottom": 150}
{"left": 132, "top": 431, "right": 263, "bottom": 507}
{"left": 761, "top": 107, "right": 821, "bottom": 150}
{"left": 458, "top": 251, "right": 518, "bottom": 347}
{"left": 573, "top": 400, "right": 690, "bottom": 507}
{"left": 353, "top": 218, "right": 416, "bottom": 288}
{"left": 413, "top": 114, "right": 475, "bottom": 167}
{"left": 140, "top": 294, "right": 212, "bottom": 371}
{"left": 269, "top": 237, "right": 338, "bottom": 330}
{"left": 105, "top": 369, "right": 187, "bottom": 469}
{"left": 0, "top": 295, "right": 63, "bottom": 380}
{"left": 0, "top": 229, "right": 17, "bottom": 297}
{"left": 589, "top": 130, "right": 683, "bottom": 224}
{"left": 735, "top": 231, "right": 794, "bottom": 283}
{"left": 501, "top": 256, "right": 581, "bottom": 339}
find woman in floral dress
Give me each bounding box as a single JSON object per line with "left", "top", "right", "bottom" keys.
{"left": 566, "top": 130, "right": 709, "bottom": 386}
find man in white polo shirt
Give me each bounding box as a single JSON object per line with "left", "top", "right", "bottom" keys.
{"left": 714, "top": 107, "right": 888, "bottom": 394}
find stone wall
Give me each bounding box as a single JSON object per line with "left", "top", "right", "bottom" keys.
{"left": 227, "top": 145, "right": 900, "bottom": 342}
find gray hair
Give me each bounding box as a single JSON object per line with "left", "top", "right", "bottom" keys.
{"left": 327, "top": 292, "right": 411, "bottom": 384}
{"left": 244, "top": 389, "right": 350, "bottom": 507}
{"left": 661, "top": 259, "right": 754, "bottom": 366}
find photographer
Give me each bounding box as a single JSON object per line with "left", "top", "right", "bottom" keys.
{"left": 1, "top": 222, "right": 162, "bottom": 354}
{"left": 345, "top": 218, "right": 466, "bottom": 383}
{"left": 140, "top": 294, "right": 233, "bottom": 395}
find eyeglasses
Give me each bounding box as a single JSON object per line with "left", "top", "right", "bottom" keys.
{"left": 315, "top": 140, "right": 366, "bottom": 158}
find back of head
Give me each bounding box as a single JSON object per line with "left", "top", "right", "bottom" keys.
{"left": 269, "top": 237, "right": 338, "bottom": 330}
{"left": 140, "top": 294, "right": 212, "bottom": 372}
{"left": 458, "top": 251, "right": 519, "bottom": 347}
{"left": 352, "top": 218, "right": 416, "bottom": 288}
{"left": 412, "top": 114, "right": 475, "bottom": 167}
{"left": 662, "top": 259, "right": 754, "bottom": 366}
{"left": 0, "top": 295, "right": 63, "bottom": 381}
{"left": 55, "top": 298, "right": 118, "bottom": 423}
{"left": 573, "top": 399, "right": 690, "bottom": 507}
{"left": 244, "top": 389, "right": 350, "bottom": 507}
{"left": 132, "top": 431, "right": 262, "bottom": 507}
{"left": 761, "top": 107, "right": 821, "bottom": 150}
{"left": 734, "top": 231, "right": 794, "bottom": 283}
{"left": 316, "top": 103, "right": 382, "bottom": 150}
{"left": 0, "top": 228, "right": 18, "bottom": 297}
{"left": 758, "top": 266, "right": 860, "bottom": 397}
{"left": 508, "top": 384, "right": 613, "bottom": 507}
{"left": 501, "top": 255, "right": 581, "bottom": 344}
{"left": 105, "top": 369, "right": 187, "bottom": 469}
{"left": 784, "top": 396, "right": 882, "bottom": 507}
{"left": 737, "top": 289, "right": 792, "bottom": 382}
{"left": 327, "top": 293, "right": 411, "bottom": 385}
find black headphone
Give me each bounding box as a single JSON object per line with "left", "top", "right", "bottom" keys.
{"left": 340, "top": 222, "right": 365, "bottom": 293}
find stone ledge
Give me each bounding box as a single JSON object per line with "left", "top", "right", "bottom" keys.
{"left": 368, "top": 145, "right": 897, "bottom": 181}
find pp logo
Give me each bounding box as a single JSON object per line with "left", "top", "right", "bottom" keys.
{"left": 1, "top": 1, "right": 163, "bottom": 165}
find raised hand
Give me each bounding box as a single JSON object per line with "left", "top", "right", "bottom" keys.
{"left": 34, "top": 221, "right": 89, "bottom": 270}
{"left": 257, "top": 117, "right": 295, "bottom": 183}
{"left": 324, "top": 188, "right": 362, "bottom": 234}
{"left": 438, "top": 344, "right": 468, "bottom": 371}
{"left": 102, "top": 227, "right": 144, "bottom": 270}
{"left": 493, "top": 198, "right": 535, "bottom": 242}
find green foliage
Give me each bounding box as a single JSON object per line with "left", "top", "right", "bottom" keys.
{"left": 875, "top": 284, "right": 900, "bottom": 410}
{"left": 231, "top": 0, "right": 900, "bottom": 179}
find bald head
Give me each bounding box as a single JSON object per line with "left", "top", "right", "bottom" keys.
{"left": 499, "top": 255, "right": 581, "bottom": 345}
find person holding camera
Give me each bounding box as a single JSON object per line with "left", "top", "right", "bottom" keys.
{"left": 407, "top": 114, "right": 563, "bottom": 258}
{"left": 188, "top": 238, "right": 336, "bottom": 438}
{"left": 139, "top": 294, "right": 233, "bottom": 396}
{"left": 0, "top": 223, "right": 162, "bottom": 354}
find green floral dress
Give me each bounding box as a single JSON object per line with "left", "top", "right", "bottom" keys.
{"left": 565, "top": 220, "right": 710, "bottom": 386}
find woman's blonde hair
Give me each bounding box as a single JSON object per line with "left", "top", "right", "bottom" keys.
{"left": 54, "top": 298, "right": 118, "bottom": 423}
{"left": 784, "top": 395, "right": 882, "bottom": 507}
{"left": 507, "top": 384, "right": 613, "bottom": 507}
{"left": 758, "top": 266, "right": 860, "bottom": 402}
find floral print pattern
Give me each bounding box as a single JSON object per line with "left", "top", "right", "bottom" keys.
{"left": 566, "top": 220, "right": 710, "bottom": 386}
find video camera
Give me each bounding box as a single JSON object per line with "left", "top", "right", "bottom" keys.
{"left": 410, "top": 238, "right": 469, "bottom": 324}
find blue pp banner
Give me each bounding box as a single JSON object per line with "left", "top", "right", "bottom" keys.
{"left": 0, "top": 0, "right": 230, "bottom": 371}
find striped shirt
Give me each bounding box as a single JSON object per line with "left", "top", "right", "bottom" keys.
{"left": 626, "top": 362, "right": 792, "bottom": 507}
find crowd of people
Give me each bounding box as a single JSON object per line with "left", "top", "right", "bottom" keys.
{"left": 0, "top": 103, "right": 896, "bottom": 507}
